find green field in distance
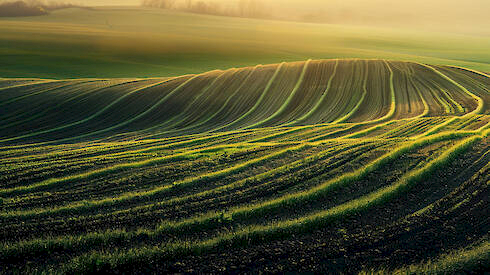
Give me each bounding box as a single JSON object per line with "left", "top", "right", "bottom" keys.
{"left": 1, "top": 7, "right": 489, "bottom": 78}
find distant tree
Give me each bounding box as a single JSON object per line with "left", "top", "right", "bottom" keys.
{"left": 0, "top": 1, "right": 47, "bottom": 17}
{"left": 141, "top": 0, "right": 264, "bottom": 19}
{"left": 141, "top": 0, "right": 175, "bottom": 9}
{"left": 192, "top": 1, "right": 207, "bottom": 13}
{"left": 238, "top": 0, "right": 246, "bottom": 16}
{"left": 238, "top": 0, "right": 263, "bottom": 18}
{"left": 184, "top": 0, "right": 192, "bottom": 10}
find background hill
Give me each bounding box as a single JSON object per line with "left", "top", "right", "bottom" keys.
{"left": 0, "top": 7, "right": 489, "bottom": 79}
{"left": 34, "top": 0, "right": 490, "bottom": 35}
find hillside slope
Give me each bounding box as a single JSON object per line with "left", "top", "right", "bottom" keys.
{"left": 0, "top": 59, "right": 489, "bottom": 145}
{"left": 1, "top": 7, "right": 490, "bottom": 79}
{"left": 0, "top": 59, "right": 489, "bottom": 274}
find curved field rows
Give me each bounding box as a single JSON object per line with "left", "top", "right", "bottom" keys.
{"left": 0, "top": 59, "right": 489, "bottom": 274}
{"left": 0, "top": 59, "right": 488, "bottom": 144}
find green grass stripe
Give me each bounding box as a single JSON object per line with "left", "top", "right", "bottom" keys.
{"left": 177, "top": 67, "right": 258, "bottom": 133}
{"left": 432, "top": 81, "right": 465, "bottom": 113}
{"left": 0, "top": 79, "right": 134, "bottom": 131}
{"left": 447, "top": 65, "right": 490, "bottom": 79}
{"left": 431, "top": 85, "right": 453, "bottom": 114}
{"left": 416, "top": 115, "right": 490, "bottom": 138}
{"left": 381, "top": 118, "right": 435, "bottom": 138}
{"left": 0, "top": 79, "right": 55, "bottom": 92}
{"left": 453, "top": 115, "right": 480, "bottom": 130}
{"left": 0, "top": 143, "right": 262, "bottom": 197}
{"left": 106, "top": 127, "right": 266, "bottom": 158}
{"left": 480, "top": 120, "right": 490, "bottom": 135}
{"left": 417, "top": 77, "right": 454, "bottom": 115}
{"left": 50, "top": 134, "right": 480, "bottom": 274}
{"left": 376, "top": 60, "right": 397, "bottom": 122}
{"left": 212, "top": 63, "right": 285, "bottom": 132}
{"left": 421, "top": 63, "right": 484, "bottom": 114}
{"left": 0, "top": 134, "right": 195, "bottom": 164}
{"left": 386, "top": 239, "right": 489, "bottom": 275}
{"left": 306, "top": 124, "right": 361, "bottom": 142}
{"left": 401, "top": 118, "right": 448, "bottom": 137}
{"left": 248, "top": 125, "right": 314, "bottom": 143}
{"left": 407, "top": 75, "right": 430, "bottom": 117}
{"left": 339, "top": 60, "right": 397, "bottom": 139}
{"left": 139, "top": 70, "right": 228, "bottom": 134}
{"left": 0, "top": 78, "right": 177, "bottom": 144}
{"left": 420, "top": 114, "right": 489, "bottom": 138}
{"left": 0, "top": 131, "right": 247, "bottom": 173}
{"left": 0, "top": 80, "right": 81, "bottom": 108}
{"left": 340, "top": 121, "right": 398, "bottom": 139}
{"left": 148, "top": 131, "right": 472, "bottom": 237}
{"left": 2, "top": 143, "right": 306, "bottom": 215}
{"left": 286, "top": 124, "right": 345, "bottom": 141}
{"left": 1, "top": 141, "right": 358, "bottom": 219}
{"left": 49, "top": 75, "right": 200, "bottom": 144}
{"left": 334, "top": 61, "right": 368, "bottom": 123}
{"left": 245, "top": 60, "right": 312, "bottom": 129}
{"left": 104, "top": 130, "right": 258, "bottom": 158}
{"left": 419, "top": 116, "right": 460, "bottom": 137}
{"left": 285, "top": 59, "right": 339, "bottom": 126}
{"left": 0, "top": 143, "right": 380, "bottom": 265}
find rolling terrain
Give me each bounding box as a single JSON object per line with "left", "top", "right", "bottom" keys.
{"left": 0, "top": 59, "right": 489, "bottom": 274}
{"left": 1, "top": 7, "right": 490, "bottom": 79}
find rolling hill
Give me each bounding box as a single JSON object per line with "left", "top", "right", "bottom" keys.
{"left": 0, "top": 59, "right": 489, "bottom": 274}
{"left": 1, "top": 7, "right": 490, "bottom": 79}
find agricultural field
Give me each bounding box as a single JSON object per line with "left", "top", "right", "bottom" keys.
{"left": 0, "top": 6, "right": 490, "bottom": 79}
{"left": 0, "top": 59, "right": 489, "bottom": 273}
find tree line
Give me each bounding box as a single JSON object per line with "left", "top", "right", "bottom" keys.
{"left": 0, "top": 0, "right": 78, "bottom": 17}
{"left": 141, "top": 0, "right": 267, "bottom": 18}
